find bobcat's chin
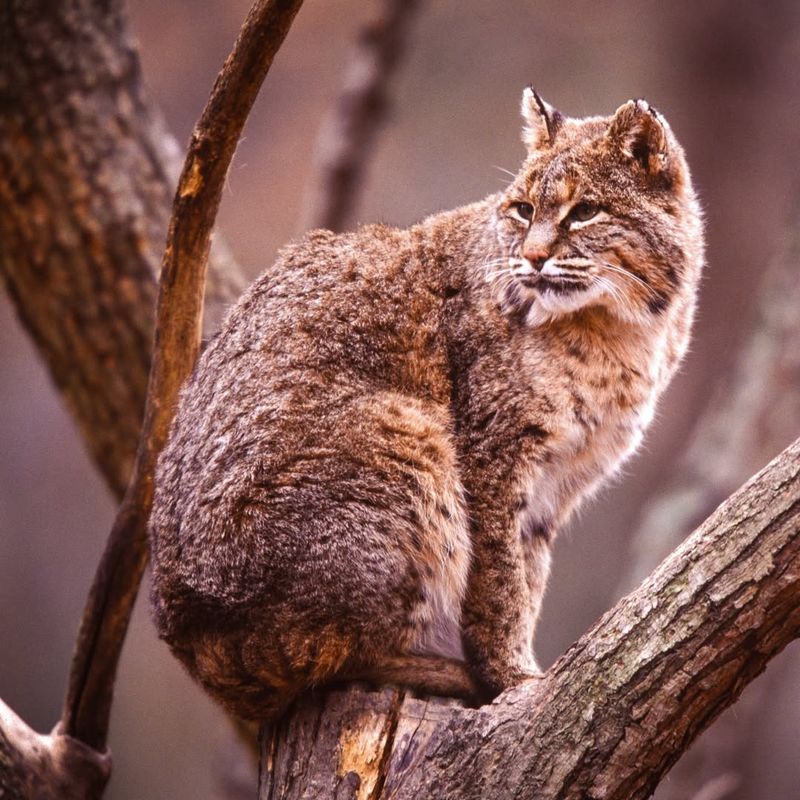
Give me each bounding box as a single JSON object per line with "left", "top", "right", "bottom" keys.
{"left": 522, "top": 279, "right": 604, "bottom": 326}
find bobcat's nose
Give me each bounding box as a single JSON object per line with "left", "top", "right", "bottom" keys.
{"left": 522, "top": 222, "right": 556, "bottom": 269}
{"left": 521, "top": 247, "right": 549, "bottom": 271}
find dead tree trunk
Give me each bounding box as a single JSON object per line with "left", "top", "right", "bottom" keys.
{"left": 259, "top": 437, "right": 800, "bottom": 799}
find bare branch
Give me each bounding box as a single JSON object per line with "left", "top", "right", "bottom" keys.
{"left": 260, "top": 435, "right": 800, "bottom": 798}
{"left": 301, "top": 0, "right": 424, "bottom": 232}
{"left": 59, "top": 0, "right": 306, "bottom": 755}
{"left": 0, "top": 699, "right": 110, "bottom": 800}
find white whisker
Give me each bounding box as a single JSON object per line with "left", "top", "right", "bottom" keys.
{"left": 482, "top": 257, "right": 510, "bottom": 269}
{"left": 493, "top": 165, "right": 518, "bottom": 179}
{"left": 594, "top": 275, "right": 624, "bottom": 306}
{"left": 484, "top": 268, "right": 516, "bottom": 281}
{"left": 600, "top": 262, "right": 655, "bottom": 295}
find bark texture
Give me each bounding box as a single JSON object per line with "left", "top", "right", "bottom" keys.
{"left": 0, "top": 0, "right": 244, "bottom": 499}
{"left": 620, "top": 190, "right": 800, "bottom": 799}
{"left": 260, "top": 436, "right": 800, "bottom": 799}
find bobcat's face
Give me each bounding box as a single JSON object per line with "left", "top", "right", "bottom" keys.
{"left": 489, "top": 91, "right": 701, "bottom": 326}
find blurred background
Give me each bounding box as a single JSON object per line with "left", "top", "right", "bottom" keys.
{"left": 1, "top": 1, "right": 799, "bottom": 797}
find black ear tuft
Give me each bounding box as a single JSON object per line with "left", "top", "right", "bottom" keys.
{"left": 608, "top": 99, "right": 672, "bottom": 180}
{"left": 521, "top": 87, "right": 564, "bottom": 151}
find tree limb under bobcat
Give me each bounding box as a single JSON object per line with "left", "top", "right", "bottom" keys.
{"left": 259, "top": 437, "right": 800, "bottom": 799}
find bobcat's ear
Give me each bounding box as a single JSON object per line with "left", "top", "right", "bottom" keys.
{"left": 607, "top": 99, "right": 672, "bottom": 180}
{"left": 521, "top": 87, "right": 563, "bottom": 151}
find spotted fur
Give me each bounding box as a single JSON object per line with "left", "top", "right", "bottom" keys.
{"left": 148, "top": 91, "right": 704, "bottom": 718}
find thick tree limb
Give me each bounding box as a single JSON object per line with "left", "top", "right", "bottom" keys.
{"left": 260, "top": 436, "right": 800, "bottom": 799}
{"left": 0, "top": 0, "right": 304, "bottom": 795}
{"left": 619, "top": 189, "right": 800, "bottom": 798}
{"left": 301, "top": 0, "right": 423, "bottom": 232}
{"left": 0, "top": 0, "right": 245, "bottom": 499}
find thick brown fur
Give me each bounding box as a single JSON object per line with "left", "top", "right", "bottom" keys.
{"left": 148, "top": 91, "right": 704, "bottom": 720}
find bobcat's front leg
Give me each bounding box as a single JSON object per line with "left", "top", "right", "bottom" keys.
{"left": 460, "top": 471, "right": 552, "bottom": 699}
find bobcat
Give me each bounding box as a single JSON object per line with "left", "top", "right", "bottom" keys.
{"left": 148, "top": 90, "right": 704, "bottom": 720}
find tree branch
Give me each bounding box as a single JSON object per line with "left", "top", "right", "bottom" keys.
{"left": 0, "top": 0, "right": 246, "bottom": 499}
{"left": 62, "top": 0, "right": 305, "bottom": 753}
{"left": 0, "top": 0, "right": 304, "bottom": 795}
{"left": 260, "top": 435, "right": 800, "bottom": 799}
{"left": 301, "top": 0, "right": 423, "bottom": 232}
{"left": 0, "top": 699, "right": 110, "bottom": 800}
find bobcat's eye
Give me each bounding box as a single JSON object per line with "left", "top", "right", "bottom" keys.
{"left": 508, "top": 201, "right": 534, "bottom": 224}
{"left": 566, "top": 202, "right": 600, "bottom": 226}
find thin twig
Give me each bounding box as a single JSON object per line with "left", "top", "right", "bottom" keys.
{"left": 61, "top": 0, "right": 305, "bottom": 754}
{"left": 302, "top": 0, "right": 424, "bottom": 232}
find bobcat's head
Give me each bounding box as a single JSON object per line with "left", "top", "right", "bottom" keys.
{"left": 489, "top": 89, "right": 703, "bottom": 327}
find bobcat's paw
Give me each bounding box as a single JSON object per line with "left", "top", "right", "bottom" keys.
{"left": 492, "top": 671, "right": 546, "bottom": 705}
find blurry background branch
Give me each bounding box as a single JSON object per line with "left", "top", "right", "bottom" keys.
{"left": 301, "top": 0, "right": 423, "bottom": 232}
{"left": 621, "top": 188, "right": 800, "bottom": 591}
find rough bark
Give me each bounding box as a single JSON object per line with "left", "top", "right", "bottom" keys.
{"left": 260, "top": 436, "right": 800, "bottom": 799}
{"left": 0, "top": 0, "right": 245, "bottom": 499}
{"left": 301, "top": 0, "right": 423, "bottom": 232}
{"left": 618, "top": 190, "right": 800, "bottom": 800}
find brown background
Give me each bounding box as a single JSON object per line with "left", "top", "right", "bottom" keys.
{"left": 1, "top": 1, "right": 799, "bottom": 798}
